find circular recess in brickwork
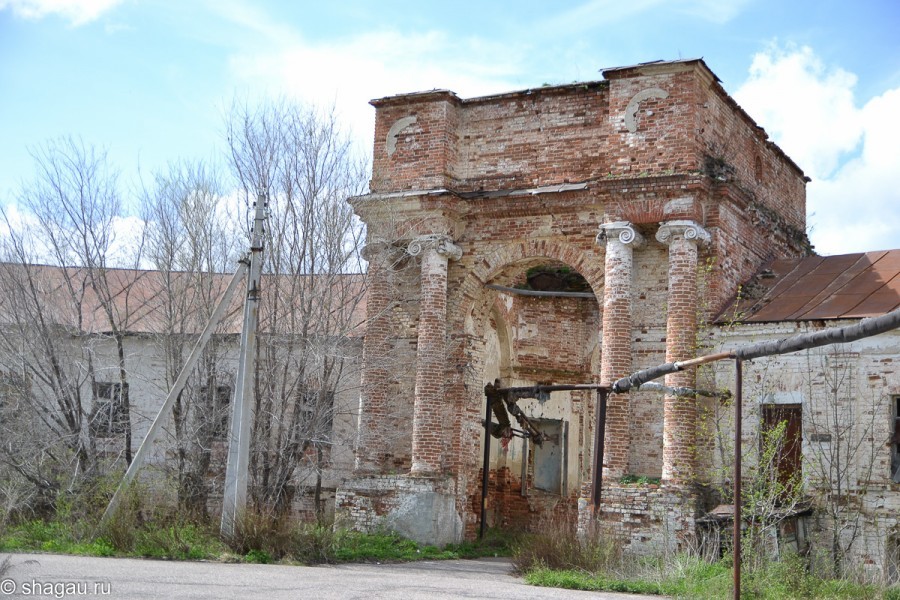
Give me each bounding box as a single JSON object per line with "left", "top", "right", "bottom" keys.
{"left": 624, "top": 87, "right": 669, "bottom": 133}
{"left": 386, "top": 115, "right": 417, "bottom": 157}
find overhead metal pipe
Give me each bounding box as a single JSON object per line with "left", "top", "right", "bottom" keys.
{"left": 614, "top": 308, "right": 900, "bottom": 394}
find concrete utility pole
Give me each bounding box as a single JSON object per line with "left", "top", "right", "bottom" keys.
{"left": 221, "top": 192, "right": 268, "bottom": 538}
{"left": 99, "top": 263, "right": 248, "bottom": 529}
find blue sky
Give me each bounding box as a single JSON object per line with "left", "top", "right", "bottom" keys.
{"left": 1, "top": 0, "right": 898, "bottom": 255}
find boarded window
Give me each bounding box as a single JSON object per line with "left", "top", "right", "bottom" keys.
{"left": 532, "top": 418, "right": 567, "bottom": 494}
{"left": 891, "top": 396, "right": 900, "bottom": 483}
{"left": 91, "top": 382, "right": 129, "bottom": 437}
{"left": 761, "top": 404, "right": 802, "bottom": 493}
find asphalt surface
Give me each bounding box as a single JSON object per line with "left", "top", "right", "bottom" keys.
{"left": 1, "top": 553, "right": 664, "bottom": 599}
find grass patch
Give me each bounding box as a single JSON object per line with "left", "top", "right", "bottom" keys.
{"left": 0, "top": 518, "right": 224, "bottom": 561}
{"left": 513, "top": 520, "right": 891, "bottom": 599}
{"left": 132, "top": 522, "right": 225, "bottom": 560}
{"left": 1, "top": 508, "right": 517, "bottom": 569}
{"left": 526, "top": 567, "right": 670, "bottom": 595}
{"left": 331, "top": 527, "right": 518, "bottom": 564}
{"left": 0, "top": 520, "right": 113, "bottom": 556}
{"left": 332, "top": 530, "right": 460, "bottom": 563}
{"left": 523, "top": 554, "right": 887, "bottom": 599}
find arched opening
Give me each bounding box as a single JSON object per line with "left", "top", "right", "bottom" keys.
{"left": 464, "top": 256, "right": 602, "bottom": 533}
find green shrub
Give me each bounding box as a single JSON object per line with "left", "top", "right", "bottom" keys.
{"left": 290, "top": 524, "right": 336, "bottom": 564}
{"left": 244, "top": 549, "right": 272, "bottom": 564}
{"left": 222, "top": 510, "right": 296, "bottom": 560}
{"left": 512, "top": 519, "right": 621, "bottom": 574}
{"left": 133, "top": 522, "right": 223, "bottom": 560}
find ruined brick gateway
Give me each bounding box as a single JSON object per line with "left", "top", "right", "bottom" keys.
{"left": 335, "top": 58, "right": 814, "bottom": 548}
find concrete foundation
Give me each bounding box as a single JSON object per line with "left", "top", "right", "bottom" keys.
{"left": 336, "top": 475, "right": 463, "bottom": 546}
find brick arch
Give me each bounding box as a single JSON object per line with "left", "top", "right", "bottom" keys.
{"left": 447, "top": 238, "right": 604, "bottom": 536}
{"left": 452, "top": 238, "right": 604, "bottom": 341}
{"left": 487, "top": 297, "right": 513, "bottom": 382}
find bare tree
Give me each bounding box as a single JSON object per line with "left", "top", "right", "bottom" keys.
{"left": 0, "top": 137, "right": 148, "bottom": 517}
{"left": 20, "top": 137, "right": 144, "bottom": 464}
{"left": 804, "top": 348, "right": 880, "bottom": 577}
{"left": 700, "top": 359, "right": 806, "bottom": 564}
{"left": 0, "top": 258, "right": 97, "bottom": 515}
{"left": 225, "top": 98, "right": 368, "bottom": 517}
{"left": 140, "top": 160, "right": 241, "bottom": 515}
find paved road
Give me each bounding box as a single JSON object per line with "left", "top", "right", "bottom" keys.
{"left": 1, "top": 553, "right": 663, "bottom": 599}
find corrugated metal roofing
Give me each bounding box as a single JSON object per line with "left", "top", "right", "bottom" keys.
{"left": 0, "top": 264, "right": 368, "bottom": 337}
{"left": 721, "top": 250, "right": 900, "bottom": 323}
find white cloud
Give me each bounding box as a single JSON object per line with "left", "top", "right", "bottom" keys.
{"left": 807, "top": 87, "right": 900, "bottom": 254}
{"left": 734, "top": 45, "right": 900, "bottom": 255}
{"left": 735, "top": 45, "right": 862, "bottom": 180}
{"left": 0, "top": 203, "right": 54, "bottom": 263}
{"left": 226, "top": 27, "right": 525, "bottom": 157}
{"left": 0, "top": 0, "right": 121, "bottom": 25}
{"left": 108, "top": 214, "right": 146, "bottom": 267}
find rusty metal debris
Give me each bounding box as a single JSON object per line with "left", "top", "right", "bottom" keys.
{"left": 478, "top": 379, "right": 730, "bottom": 538}
{"left": 483, "top": 379, "right": 546, "bottom": 446}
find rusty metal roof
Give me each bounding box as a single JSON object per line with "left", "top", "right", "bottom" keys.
{"left": 720, "top": 250, "right": 900, "bottom": 323}
{"left": 0, "top": 264, "right": 368, "bottom": 337}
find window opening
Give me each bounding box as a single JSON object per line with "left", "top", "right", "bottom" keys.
{"left": 891, "top": 396, "right": 900, "bottom": 483}
{"left": 761, "top": 403, "right": 802, "bottom": 495}
{"left": 201, "top": 384, "right": 232, "bottom": 439}
{"left": 91, "top": 382, "right": 129, "bottom": 437}
{"left": 299, "top": 389, "right": 335, "bottom": 443}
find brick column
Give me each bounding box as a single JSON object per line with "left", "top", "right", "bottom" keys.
{"left": 597, "top": 221, "right": 644, "bottom": 478}
{"left": 407, "top": 234, "right": 462, "bottom": 476}
{"left": 656, "top": 220, "right": 710, "bottom": 484}
{"left": 355, "top": 240, "right": 398, "bottom": 472}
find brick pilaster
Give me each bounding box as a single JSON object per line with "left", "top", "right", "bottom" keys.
{"left": 597, "top": 221, "right": 644, "bottom": 479}
{"left": 656, "top": 220, "right": 710, "bottom": 484}
{"left": 408, "top": 234, "right": 462, "bottom": 476}
{"left": 355, "top": 240, "right": 398, "bottom": 472}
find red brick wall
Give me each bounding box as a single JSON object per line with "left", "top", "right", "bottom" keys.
{"left": 604, "top": 67, "right": 700, "bottom": 176}
{"left": 371, "top": 92, "right": 461, "bottom": 192}
{"left": 510, "top": 295, "right": 597, "bottom": 378}
{"left": 350, "top": 58, "right": 810, "bottom": 541}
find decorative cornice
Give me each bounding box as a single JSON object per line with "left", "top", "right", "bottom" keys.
{"left": 407, "top": 234, "right": 463, "bottom": 261}
{"left": 596, "top": 221, "right": 644, "bottom": 247}
{"left": 655, "top": 220, "right": 711, "bottom": 246}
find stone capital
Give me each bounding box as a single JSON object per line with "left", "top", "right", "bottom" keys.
{"left": 596, "top": 221, "right": 644, "bottom": 247}
{"left": 655, "top": 220, "right": 711, "bottom": 246}
{"left": 407, "top": 234, "right": 463, "bottom": 261}
{"left": 360, "top": 239, "right": 395, "bottom": 261}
